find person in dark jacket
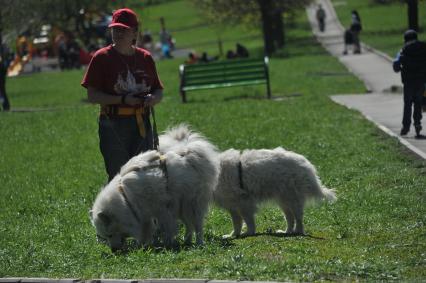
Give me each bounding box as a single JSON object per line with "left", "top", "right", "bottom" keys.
{"left": 393, "top": 30, "right": 426, "bottom": 139}
{"left": 350, "top": 10, "right": 362, "bottom": 54}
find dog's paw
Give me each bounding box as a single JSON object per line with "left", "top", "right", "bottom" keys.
{"left": 222, "top": 232, "right": 238, "bottom": 239}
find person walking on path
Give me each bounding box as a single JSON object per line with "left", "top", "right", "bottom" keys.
{"left": 81, "top": 8, "right": 164, "bottom": 181}
{"left": 393, "top": 29, "right": 426, "bottom": 139}
{"left": 350, "top": 10, "right": 362, "bottom": 54}
{"left": 316, "top": 4, "right": 326, "bottom": 32}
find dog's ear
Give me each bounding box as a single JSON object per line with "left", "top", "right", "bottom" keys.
{"left": 98, "top": 211, "right": 112, "bottom": 226}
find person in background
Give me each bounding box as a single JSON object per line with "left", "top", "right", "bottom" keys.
{"left": 185, "top": 52, "right": 199, "bottom": 64}
{"left": 316, "top": 4, "right": 326, "bottom": 32}
{"left": 236, "top": 43, "right": 249, "bottom": 58}
{"left": 159, "top": 27, "right": 173, "bottom": 58}
{"left": 226, "top": 50, "right": 236, "bottom": 59}
{"left": 350, "top": 10, "right": 362, "bottom": 54}
{"left": 0, "top": 42, "right": 12, "bottom": 111}
{"left": 342, "top": 28, "right": 354, "bottom": 55}
{"left": 81, "top": 8, "right": 164, "bottom": 181}
{"left": 393, "top": 29, "right": 426, "bottom": 139}
{"left": 199, "top": 52, "right": 218, "bottom": 63}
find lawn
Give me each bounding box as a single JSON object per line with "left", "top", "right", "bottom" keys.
{"left": 0, "top": 0, "right": 425, "bottom": 281}
{"left": 332, "top": 0, "right": 426, "bottom": 57}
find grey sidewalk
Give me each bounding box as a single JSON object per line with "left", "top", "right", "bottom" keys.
{"left": 306, "top": 0, "right": 426, "bottom": 160}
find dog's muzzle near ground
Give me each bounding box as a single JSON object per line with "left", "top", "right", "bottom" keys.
{"left": 89, "top": 124, "right": 219, "bottom": 251}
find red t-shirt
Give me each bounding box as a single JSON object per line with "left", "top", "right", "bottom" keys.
{"left": 81, "top": 45, "right": 163, "bottom": 106}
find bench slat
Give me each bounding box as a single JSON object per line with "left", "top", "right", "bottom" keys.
{"left": 185, "top": 70, "right": 266, "bottom": 84}
{"left": 184, "top": 63, "right": 265, "bottom": 75}
{"left": 185, "top": 68, "right": 264, "bottom": 77}
{"left": 185, "top": 76, "right": 267, "bottom": 86}
{"left": 184, "top": 58, "right": 264, "bottom": 69}
{"left": 183, "top": 79, "right": 267, "bottom": 91}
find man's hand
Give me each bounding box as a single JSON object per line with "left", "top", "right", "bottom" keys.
{"left": 124, "top": 94, "right": 144, "bottom": 106}
{"left": 127, "top": 89, "right": 162, "bottom": 107}
{"left": 143, "top": 94, "right": 156, "bottom": 107}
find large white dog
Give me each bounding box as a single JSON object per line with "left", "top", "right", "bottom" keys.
{"left": 214, "top": 148, "right": 336, "bottom": 237}
{"left": 89, "top": 125, "right": 219, "bottom": 251}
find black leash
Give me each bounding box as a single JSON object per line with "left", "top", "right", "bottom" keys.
{"left": 150, "top": 106, "right": 159, "bottom": 150}
{"left": 118, "top": 185, "right": 143, "bottom": 224}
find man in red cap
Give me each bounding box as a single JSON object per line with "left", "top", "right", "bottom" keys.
{"left": 81, "top": 8, "right": 164, "bottom": 181}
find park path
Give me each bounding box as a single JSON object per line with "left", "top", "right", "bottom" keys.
{"left": 306, "top": 0, "right": 426, "bottom": 160}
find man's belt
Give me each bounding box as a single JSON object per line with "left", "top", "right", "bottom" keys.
{"left": 100, "top": 105, "right": 146, "bottom": 137}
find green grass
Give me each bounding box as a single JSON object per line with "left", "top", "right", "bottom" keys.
{"left": 136, "top": 0, "right": 261, "bottom": 55}
{"left": 332, "top": 0, "right": 426, "bottom": 57}
{"left": 1, "top": 0, "right": 426, "bottom": 281}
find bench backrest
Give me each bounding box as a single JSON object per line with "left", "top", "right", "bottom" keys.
{"left": 180, "top": 57, "right": 269, "bottom": 88}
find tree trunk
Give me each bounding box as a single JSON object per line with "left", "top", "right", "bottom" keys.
{"left": 407, "top": 0, "right": 418, "bottom": 31}
{"left": 272, "top": 9, "right": 285, "bottom": 49}
{"left": 258, "top": 0, "right": 275, "bottom": 56}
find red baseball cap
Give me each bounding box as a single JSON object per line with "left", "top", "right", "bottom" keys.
{"left": 109, "top": 8, "right": 138, "bottom": 29}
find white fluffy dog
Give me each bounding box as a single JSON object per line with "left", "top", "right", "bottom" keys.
{"left": 214, "top": 148, "right": 336, "bottom": 237}
{"left": 89, "top": 125, "right": 219, "bottom": 251}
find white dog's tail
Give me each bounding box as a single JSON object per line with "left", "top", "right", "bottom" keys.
{"left": 159, "top": 124, "right": 197, "bottom": 154}
{"left": 319, "top": 186, "right": 337, "bottom": 203}
{"left": 304, "top": 170, "right": 337, "bottom": 204}
{"left": 164, "top": 123, "right": 192, "bottom": 141}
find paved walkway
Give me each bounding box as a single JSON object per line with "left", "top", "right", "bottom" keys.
{"left": 306, "top": 0, "right": 426, "bottom": 160}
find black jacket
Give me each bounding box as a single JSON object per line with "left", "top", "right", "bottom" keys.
{"left": 399, "top": 41, "right": 426, "bottom": 84}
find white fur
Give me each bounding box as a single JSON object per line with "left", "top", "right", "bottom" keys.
{"left": 90, "top": 124, "right": 219, "bottom": 251}
{"left": 214, "top": 147, "right": 336, "bottom": 237}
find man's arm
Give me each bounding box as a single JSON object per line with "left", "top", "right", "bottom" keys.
{"left": 87, "top": 87, "right": 162, "bottom": 107}
{"left": 143, "top": 89, "right": 163, "bottom": 107}
{"left": 393, "top": 52, "right": 402, "bottom": 73}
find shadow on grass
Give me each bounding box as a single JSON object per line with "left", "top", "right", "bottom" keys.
{"left": 4, "top": 105, "right": 84, "bottom": 113}
{"left": 101, "top": 234, "right": 236, "bottom": 256}
{"left": 235, "top": 231, "right": 326, "bottom": 240}
{"left": 183, "top": 93, "right": 302, "bottom": 104}
{"left": 224, "top": 93, "right": 303, "bottom": 102}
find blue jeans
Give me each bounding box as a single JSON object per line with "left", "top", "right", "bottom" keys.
{"left": 99, "top": 114, "right": 153, "bottom": 181}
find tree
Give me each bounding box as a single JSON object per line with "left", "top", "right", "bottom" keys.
{"left": 407, "top": 0, "right": 418, "bottom": 31}
{"left": 192, "top": 0, "right": 312, "bottom": 56}
{"left": 0, "top": 0, "right": 115, "bottom": 110}
{"left": 372, "top": 0, "right": 419, "bottom": 31}
{"left": 0, "top": 0, "right": 33, "bottom": 110}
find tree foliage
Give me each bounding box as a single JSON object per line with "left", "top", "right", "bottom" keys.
{"left": 191, "top": 0, "right": 312, "bottom": 55}
{"left": 0, "top": 0, "right": 115, "bottom": 41}
{"left": 192, "top": 0, "right": 312, "bottom": 27}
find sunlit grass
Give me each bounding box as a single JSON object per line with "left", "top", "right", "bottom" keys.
{"left": 0, "top": 0, "right": 425, "bottom": 281}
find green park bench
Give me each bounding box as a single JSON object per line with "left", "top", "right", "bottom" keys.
{"left": 178, "top": 57, "right": 271, "bottom": 103}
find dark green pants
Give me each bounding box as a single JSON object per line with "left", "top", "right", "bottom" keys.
{"left": 99, "top": 114, "right": 153, "bottom": 181}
